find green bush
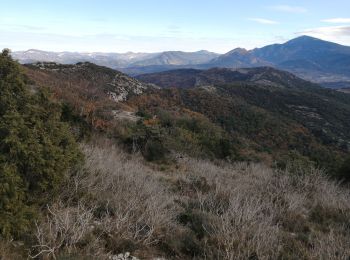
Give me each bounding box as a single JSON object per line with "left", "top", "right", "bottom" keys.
{"left": 335, "top": 157, "right": 350, "bottom": 183}
{"left": 275, "top": 150, "right": 316, "bottom": 174}
{"left": 0, "top": 49, "right": 82, "bottom": 238}
{"left": 143, "top": 139, "right": 167, "bottom": 161}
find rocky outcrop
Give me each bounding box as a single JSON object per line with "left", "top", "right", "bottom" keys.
{"left": 106, "top": 72, "right": 150, "bottom": 102}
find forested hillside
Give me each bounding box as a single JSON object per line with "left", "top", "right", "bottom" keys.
{"left": 136, "top": 67, "right": 350, "bottom": 170}
{"left": 21, "top": 61, "right": 350, "bottom": 173}
{"left": 1, "top": 52, "right": 349, "bottom": 259}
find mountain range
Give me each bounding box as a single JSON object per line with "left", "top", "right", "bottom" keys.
{"left": 129, "top": 36, "right": 350, "bottom": 87}
{"left": 12, "top": 49, "right": 219, "bottom": 69}
{"left": 12, "top": 36, "right": 350, "bottom": 88}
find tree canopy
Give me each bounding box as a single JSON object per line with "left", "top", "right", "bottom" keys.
{"left": 0, "top": 49, "right": 82, "bottom": 238}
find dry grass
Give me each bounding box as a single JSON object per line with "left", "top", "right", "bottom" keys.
{"left": 0, "top": 239, "right": 25, "bottom": 260}
{"left": 26, "top": 141, "right": 350, "bottom": 259}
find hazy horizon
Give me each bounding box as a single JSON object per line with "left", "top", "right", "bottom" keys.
{"left": 1, "top": 0, "right": 350, "bottom": 53}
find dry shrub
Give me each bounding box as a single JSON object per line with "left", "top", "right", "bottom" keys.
{"left": 174, "top": 157, "right": 350, "bottom": 259}
{"left": 31, "top": 203, "right": 95, "bottom": 259}
{"left": 0, "top": 239, "right": 24, "bottom": 260}
{"left": 30, "top": 143, "right": 350, "bottom": 259}
{"left": 31, "top": 142, "right": 176, "bottom": 259}
{"left": 79, "top": 144, "right": 176, "bottom": 248}
{"left": 310, "top": 229, "right": 350, "bottom": 259}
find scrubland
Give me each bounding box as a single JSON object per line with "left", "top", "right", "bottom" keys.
{"left": 5, "top": 139, "right": 348, "bottom": 259}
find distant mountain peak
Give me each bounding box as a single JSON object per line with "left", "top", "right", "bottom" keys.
{"left": 208, "top": 47, "right": 270, "bottom": 68}
{"left": 289, "top": 35, "right": 319, "bottom": 41}
{"left": 25, "top": 49, "right": 46, "bottom": 53}
{"left": 225, "top": 48, "right": 249, "bottom": 55}
{"left": 285, "top": 35, "right": 332, "bottom": 45}
{"left": 197, "top": 50, "right": 213, "bottom": 53}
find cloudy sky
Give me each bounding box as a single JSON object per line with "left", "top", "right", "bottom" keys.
{"left": 1, "top": 0, "right": 350, "bottom": 53}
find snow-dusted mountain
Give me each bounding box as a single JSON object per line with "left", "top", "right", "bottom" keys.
{"left": 12, "top": 49, "right": 219, "bottom": 69}
{"left": 12, "top": 49, "right": 158, "bottom": 68}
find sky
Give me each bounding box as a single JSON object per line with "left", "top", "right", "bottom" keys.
{"left": 1, "top": 0, "right": 350, "bottom": 53}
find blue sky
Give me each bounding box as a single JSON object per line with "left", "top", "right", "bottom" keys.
{"left": 1, "top": 0, "right": 350, "bottom": 53}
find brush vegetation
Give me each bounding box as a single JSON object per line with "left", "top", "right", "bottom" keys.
{"left": 2, "top": 140, "right": 349, "bottom": 259}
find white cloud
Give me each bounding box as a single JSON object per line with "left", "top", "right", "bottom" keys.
{"left": 270, "top": 5, "right": 307, "bottom": 13}
{"left": 322, "top": 18, "right": 350, "bottom": 24}
{"left": 0, "top": 23, "right": 46, "bottom": 32}
{"left": 298, "top": 25, "right": 350, "bottom": 46}
{"left": 248, "top": 18, "right": 279, "bottom": 25}
{"left": 301, "top": 25, "right": 350, "bottom": 37}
